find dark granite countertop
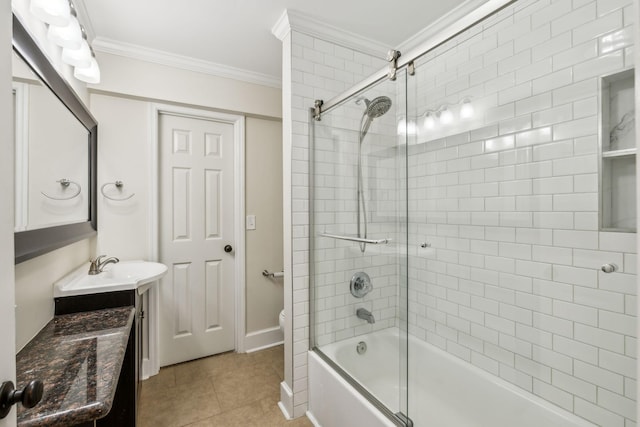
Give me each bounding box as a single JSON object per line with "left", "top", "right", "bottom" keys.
{"left": 16, "top": 307, "right": 135, "bottom": 427}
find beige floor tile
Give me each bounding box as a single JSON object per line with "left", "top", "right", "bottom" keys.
{"left": 141, "top": 346, "right": 312, "bottom": 427}
{"left": 213, "top": 363, "right": 281, "bottom": 411}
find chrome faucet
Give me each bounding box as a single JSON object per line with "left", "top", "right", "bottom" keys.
{"left": 356, "top": 308, "right": 375, "bottom": 324}
{"left": 88, "top": 255, "right": 120, "bottom": 275}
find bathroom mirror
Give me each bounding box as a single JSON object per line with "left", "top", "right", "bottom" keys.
{"left": 12, "top": 15, "right": 97, "bottom": 264}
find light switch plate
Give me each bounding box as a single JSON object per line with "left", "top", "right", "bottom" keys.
{"left": 246, "top": 215, "right": 256, "bottom": 230}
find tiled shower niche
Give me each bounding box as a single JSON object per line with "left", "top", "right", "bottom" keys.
{"left": 601, "top": 68, "right": 636, "bottom": 232}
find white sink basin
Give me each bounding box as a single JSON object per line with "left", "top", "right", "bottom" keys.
{"left": 54, "top": 260, "right": 168, "bottom": 297}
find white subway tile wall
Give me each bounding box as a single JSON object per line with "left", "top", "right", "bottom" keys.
{"left": 408, "top": 0, "right": 636, "bottom": 426}
{"left": 289, "top": 31, "right": 386, "bottom": 417}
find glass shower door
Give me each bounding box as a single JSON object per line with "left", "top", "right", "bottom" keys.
{"left": 406, "top": 1, "right": 637, "bottom": 426}
{"left": 310, "top": 70, "right": 410, "bottom": 424}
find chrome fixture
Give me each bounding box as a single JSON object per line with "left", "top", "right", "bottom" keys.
{"left": 601, "top": 263, "right": 618, "bottom": 273}
{"left": 101, "top": 180, "right": 135, "bottom": 201}
{"left": 88, "top": 255, "right": 120, "bottom": 275}
{"left": 262, "top": 269, "right": 284, "bottom": 278}
{"left": 356, "top": 308, "right": 375, "bottom": 324}
{"left": 355, "top": 95, "right": 392, "bottom": 252}
{"left": 319, "top": 233, "right": 391, "bottom": 245}
{"left": 41, "top": 178, "right": 81, "bottom": 200}
{"left": 387, "top": 49, "right": 401, "bottom": 81}
{"left": 420, "top": 242, "right": 431, "bottom": 248}
{"left": 350, "top": 272, "right": 373, "bottom": 298}
{"left": 356, "top": 341, "right": 367, "bottom": 355}
{"left": 313, "top": 99, "right": 324, "bottom": 121}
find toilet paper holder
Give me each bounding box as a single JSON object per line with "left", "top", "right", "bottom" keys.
{"left": 262, "top": 269, "right": 284, "bottom": 278}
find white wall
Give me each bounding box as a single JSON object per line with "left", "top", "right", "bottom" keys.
{"left": 90, "top": 52, "right": 281, "bottom": 119}
{"left": 91, "top": 54, "right": 283, "bottom": 349}
{"left": 245, "top": 117, "right": 284, "bottom": 335}
{"left": 15, "top": 239, "right": 93, "bottom": 350}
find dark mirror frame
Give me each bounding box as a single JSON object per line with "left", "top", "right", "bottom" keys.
{"left": 13, "top": 14, "right": 97, "bottom": 264}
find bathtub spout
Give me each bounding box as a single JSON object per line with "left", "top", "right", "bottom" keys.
{"left": 356, "top": 308, "right": 375, "bottom": 324}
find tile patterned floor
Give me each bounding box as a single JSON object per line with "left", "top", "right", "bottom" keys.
{"left": 139, "top": 345, "right": 313, "bottom": 427}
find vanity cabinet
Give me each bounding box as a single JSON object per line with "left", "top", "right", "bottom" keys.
{"left": 55, "top": 290, "right": 143, "bottom": 426}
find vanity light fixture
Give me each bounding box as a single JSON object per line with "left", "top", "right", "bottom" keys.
{"left": 74, "top": 50, "right": 100, "bottom": 84}
{"left": 61, "top": 23, "right": 92, "bottom": 68}
{"left": 30, "top": 0, "right": 70, "bottom": 26}
{"left": 47, "top": 2, "right": 82, "bottom": 49}
{"left": 62, "top": 39, "right": 91, "bottom": 67}
{"left": 29, "top": 0, "right": 101, "bottom": 85}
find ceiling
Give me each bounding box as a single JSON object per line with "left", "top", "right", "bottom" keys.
{"left": 81, "top": 0, "right": 470, "bottom": 86}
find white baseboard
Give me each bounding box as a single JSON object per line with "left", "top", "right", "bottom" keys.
{"left": 141, "top": 357, "right": 159, "bottom": 380}
{"left": 279, "top": 381, "right": 294, "bottom": 419}
{"left": 306, "top": 410, "right": 321, "bottom": 426}
{"left": 244, "top": 326, "right": 284, "bottom": 353}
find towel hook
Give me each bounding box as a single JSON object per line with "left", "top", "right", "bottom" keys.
{"left": 101, "top": 180, "right": 135, "bottom": 201}
{"left": 41, "top": 178, "right": 81, "bottom": 200}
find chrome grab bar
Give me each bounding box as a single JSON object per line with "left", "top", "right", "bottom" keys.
{"left": 319, "top": 233, "right": 391, "bottom": 245}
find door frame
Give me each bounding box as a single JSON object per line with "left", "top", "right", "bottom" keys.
{"left": 147, "top": 103, "right": 246, "bottom": 376}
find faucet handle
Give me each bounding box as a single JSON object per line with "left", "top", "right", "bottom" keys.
{"left": 90, "top": 255, "right": 106, "bottom": 263}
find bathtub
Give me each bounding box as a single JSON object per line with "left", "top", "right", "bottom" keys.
{"left": 308, "top": 328, "right": 596, "bottom": 427}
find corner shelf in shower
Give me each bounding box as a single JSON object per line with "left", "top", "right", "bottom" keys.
{"left": 318, "top": 233, "right": 391, "bottom": 245}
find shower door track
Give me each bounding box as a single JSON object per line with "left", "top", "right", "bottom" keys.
{"left": 314, "top": 0, "right": 516, "bottom": 117}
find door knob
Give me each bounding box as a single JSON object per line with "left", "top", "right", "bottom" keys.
{"left": 0, "top": 380, "right": 44, "bottom": 418}
{"left": 224, "top": 245, "right": 233, "bottom": 253}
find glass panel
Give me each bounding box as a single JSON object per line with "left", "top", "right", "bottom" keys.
{"left": 311, "top": 70, "right": 409, "bottom": 420}
{"left": 407, "top": 1, "right": 636, "bottom": 426}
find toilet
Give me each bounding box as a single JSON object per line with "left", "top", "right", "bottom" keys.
{"left": 279, "top": 309, "right": 285, "bottom": 332}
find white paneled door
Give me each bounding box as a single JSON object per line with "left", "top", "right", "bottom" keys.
{"left": 159, "top": 113, "right": 236, "bottom": 366}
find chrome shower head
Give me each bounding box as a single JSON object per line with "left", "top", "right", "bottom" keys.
{"left": 356, "top": 96, "right": 392, "bottom": 141}
{"left": 364, "top": 96, "right": 392, "bottom": 119}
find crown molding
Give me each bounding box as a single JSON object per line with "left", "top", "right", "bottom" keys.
{"left": 92, "top": 37, "right": 282, "bottom": 89}
{"left": 271, "top": 9, "right": 388, "bottom": 60}
{"left": 271, "top": 10, "right": 291, "bottom": 41}
{"left": 397, "top": 0, "right": 492, "bottom": 53}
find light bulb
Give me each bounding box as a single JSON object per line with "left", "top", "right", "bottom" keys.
{"left": 440, "top": 107, "right": 453, "bottom": 124}
{"left": 74, "top": 56, "right": 100, "bottom": 84}
{"left": 30, "top": 0, "right": 70, "bottom": 26}
{"left": 424, "top": 113, "right": 435, "bottom": 129}
{"left": 62, "top": 40, "right": 91, "bottom": 67}
{"left": 48, "top": 15, "right": 82, "bottom": 49}
{"left": 460, "top": 100, "right": 474, "bottom": 119}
